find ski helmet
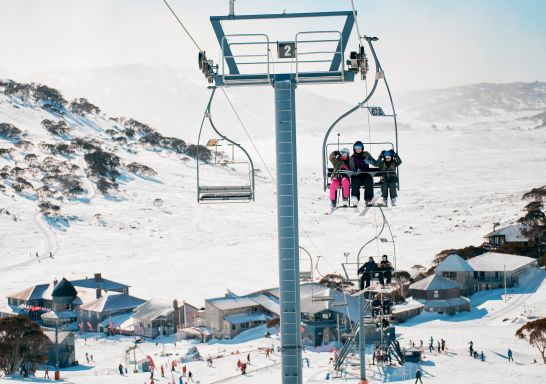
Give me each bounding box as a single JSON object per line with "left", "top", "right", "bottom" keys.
{"left": 353, "top": 141, "right": 364, "bottom": 151}
{"left": 340, "top": 147, "right": 350, "bottom": 156}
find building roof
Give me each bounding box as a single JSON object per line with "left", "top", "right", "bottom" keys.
{"left": 206, "top": 295, "right": 259, "bottom": 311}
{"left": 98, "top": 312, "right": 135, "bottom": 331}
{"left": 71, "top": 276, "right": 129, "bottom": 291}
{"left": 435, "top": 254, "right": 474, "bottom": 272}
{"left": 133, "top": 298, "right": 175, "bottom": 322}
{"left": 484, "top": 224, "right": 530, "bottom": 242}
{"left": 467, "top": 252, "right": 537, "bottom": 272}
{"left": 409, "top": 275, "right": 460, "bottom": 291}
{"left": 79, "top": 293, "right": 146, "bottom": 313}
{"left": 52, "top": 278, "right": 77, "bottom": 298}
{"left": 206, "top": 293, "right": 280, "bottom": 315}
{"left": 41, "top": 310, "right": 78, "bottom": 320}
{"left": 419, "top": 297, "right": 470, "bottom": 309}
{"left": 391, "top": 299, "right": 425, "bottom": 314}
{"left": 44, "top": 330, "right": 74, "bottom": 344}
{"left": 0, "top": 303, "right": 24, "bottom": 316}
{"left": 7, "top": 283, "right": 53, "bottom": 302}
{"left": 224, "top": 312, "right": 272, "bottom": 325}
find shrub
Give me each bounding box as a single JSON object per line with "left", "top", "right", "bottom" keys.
{"left": 41, "top": 119, "right": 70, "bottom": 136}
{"left": 69, "top": 97, "right": 101, "bottom": 115}
{"left": 186, "top": 144, "right": 212, "bottom": 162}
{"left": 127, "top": 162, "right": 157, "bottom": 177}
{"left": 2, "top": 80, "right": 32, "bottom": 100}
{"left": 32, "top": 83, "right": 67, "bottom": 109}
{"left": 84, "top": 149, "right": 120, "bottom": 180}
{"left": 0, "top": 123, "right": 22, "bottom": 142}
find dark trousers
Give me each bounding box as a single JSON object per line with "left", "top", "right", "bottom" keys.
{"left": 415, "top": 377, "right": 423, "bottom": 384}
{"left": 378, "top": 270, "right": 392, "bottom": 285}
{"left": 351, "top": 173, "right": 374, "bottom": 201}
{"left": 359, "top": 273, "right": 371, "bottom": 290}
{"left": 381, "top": 178, "right": 398, "bottom": 198}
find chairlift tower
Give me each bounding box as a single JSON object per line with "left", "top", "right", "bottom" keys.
{"left": 202, "top": 9, "right": 362, "bottom": 384}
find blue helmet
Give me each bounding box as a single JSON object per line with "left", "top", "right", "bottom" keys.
{"left": 353, "top": 141, "right": 364, "bottom": 151}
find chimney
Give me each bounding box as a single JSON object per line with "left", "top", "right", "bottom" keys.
{"left": 173, "top": 299, "right": 179, "bottom": 310}
{"left": 94, "top": 273, "right": 102, "bottom": 282}
{"left": 96, "top": 288, "right": 102, "bottom": 299}
{"left": 53, "top": 278, "right": 58, "bottom": 287}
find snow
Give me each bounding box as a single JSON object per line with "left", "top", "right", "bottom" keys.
{"left": 409, "top": 275, "right": 460, "bottom": 291}
{"left": 484, "top": 223, "right": 530, "bottom": 242}
{"left": 1, "top": 71, "right": 546, "bottom": 382}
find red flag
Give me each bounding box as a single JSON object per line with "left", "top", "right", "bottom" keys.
{"left": 108, "top": 321, "right": 114, "bottom": 331}
{"left": 87, "top": 321, "right": 94, "bottom": 332}
{"left": 300, "top": 325, "right": 306, "bottom": 334}
{"left": 146, "top": 355, "right": 156, "bottom": 370}
{"left": 118, "top": 325, "right": 122, "bottom": 334}
{"left": 78, "top": 322, "right": 85, "bottom": 332}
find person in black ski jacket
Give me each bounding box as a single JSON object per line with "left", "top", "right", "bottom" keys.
{"left": 377, "top": 254, "right": 393, "bottom": 286}
{"left": 349, "top": 141, "right": 377, "bottom": 206}
{"left": 358, "top": 256, "right": 377, "bottom": 289}
{"left": 415, "top": 368, "right": 423, "bottom": 383}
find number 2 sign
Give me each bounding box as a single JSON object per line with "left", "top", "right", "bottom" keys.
{"left": 278, "top": 42, "right": 296, "bottom": 58}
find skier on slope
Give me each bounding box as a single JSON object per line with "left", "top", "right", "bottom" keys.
{"left": 328, "top": 147, "right": 351, "bottom": 209}
{"left": 376, "top": 149, "right": 402, "bottom": 206}
{"left": 349, "top": 141, "right": 377, "bottom": 207}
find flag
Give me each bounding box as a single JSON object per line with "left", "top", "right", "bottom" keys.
{"left": 108, "top": 321, "right": 114, "bottom": 331}
{"left": 78, "top": 322, "right": 85, "bottom": 332}
{"left": 118, "top": 325, "right": 122, "bottom": 335}
{"left": 87, "top": 321, "right": 94, "bottom": 332}
{"left": 146, "top": 355, "right": 156, "bottom": 370}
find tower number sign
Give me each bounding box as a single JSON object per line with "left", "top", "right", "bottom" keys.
{"left": 278, "top": 42, "right": 296, "bottom": 58}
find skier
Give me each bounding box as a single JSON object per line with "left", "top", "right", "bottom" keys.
{"left": 44, "top": 367, "right": 49, "bottom": 379}
{"left": 241, "top": 363, "right": 247, "bottom": 375}
{"left": 480, "top": 351, "right": 485, "bottom": 361}
{"left": 507, "top": 349, "right": 513, "bottom": 362}
{"left": 236, "top": 359, "right": 242, "bottom": 371}
{"left": 377, "top": 254, "right": 393, "bottom": 287}
{"left": 182, "top": 365, "right": 186, "bottom": 376}
{"left": 171, "top": 361, "right": 176, "bottom": 371}
{"left": 441, "top": 339, "right": 445, "bottom": 352}
{"left": 469, "top": 341, "right": 474, "bottom": 356}
{"left": 415, "top": 368, "right": 423, "bottom": 383}
{"left": 349, "top": 141, "right": 377, "bottom": 206}
{"left": 437, "top": 341, "right": 441, "bottom": 353}
{"left": 328, "top": 147, "right": 351, "bottom": 209}
{"left": 376, "top": 149, "right": 401, "bottom": 206}
{"left": 119, "top": 363, "right": 124, "bottom": 375}
{"left": 187, "top": 370, "right": 194, "bottom": 382}
{"left": 357, "top": 256, "right": 378, "bottom": 290}
{"left": 247, "top": 353, "right": 251, "bottom": 365}
{"left": 179, "top": 375, "right": 184, "bottom": 384}
{"left": 161, "top": 365, "right": 165, "bottom": 377}
{"left": 85, "top": 352, "right": 89, "bottom": 363}
{"left": 265, "top": 348, "right": 270, "bottom": 359}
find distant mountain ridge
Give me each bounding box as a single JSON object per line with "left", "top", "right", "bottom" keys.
{"left": 398, "top": 82, "right": 546, "bottom": 122}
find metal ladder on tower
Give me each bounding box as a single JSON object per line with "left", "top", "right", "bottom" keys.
{"left": 333, "top": 300, "right": 370, "bottom": 370}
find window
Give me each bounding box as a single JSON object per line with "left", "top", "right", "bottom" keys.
{"left": 443, "top": 272, "right": 456, "bottom": 280}
{"left": 433, "top": 290, "right": 439, "bottom": 299}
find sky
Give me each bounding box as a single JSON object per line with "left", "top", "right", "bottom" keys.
{"left": 0, "top": 0, "right": 545, "bottom": 91}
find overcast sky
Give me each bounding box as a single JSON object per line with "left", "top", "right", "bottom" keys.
{"left": 1, "top": 0, "right": 545, "bottom": 91}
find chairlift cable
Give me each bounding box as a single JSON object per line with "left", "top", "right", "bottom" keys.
{"left": 219, "top": 88, "right": 276, "bottom": 182}
{"left": 161, "top": 0, "right": 203, "bottom": 52}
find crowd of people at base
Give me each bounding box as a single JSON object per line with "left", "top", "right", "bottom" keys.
{"left": 329, "top": 141, "right": 402, "bottom": 209}
{"left": 357, "top": 254, "right": 394, "bottom": 290}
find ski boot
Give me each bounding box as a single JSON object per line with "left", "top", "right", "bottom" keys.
{"left": 391, "top": 198, "right": 397, "bottom": 207}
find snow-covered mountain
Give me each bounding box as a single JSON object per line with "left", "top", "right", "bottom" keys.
{"left": 1, "top": 75, "right": 545, "bottom": 306}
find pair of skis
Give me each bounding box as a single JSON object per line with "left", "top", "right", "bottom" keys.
{"left": 326, "top": 196, "right": 384, "bottom": 215}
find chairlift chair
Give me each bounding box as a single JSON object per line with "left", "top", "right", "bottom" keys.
{"left": 197, "top": 87, "right": 256, "bottom": 203}
{"left": 324, "top": 141, "right": 397, "bottom": 193}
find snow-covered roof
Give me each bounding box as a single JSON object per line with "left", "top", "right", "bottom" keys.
{"left": 98, "top": 312, "right": 135, "bottom": 330}
{"left": 421, "top": 297, "right": 470, "bottom": 308}
{"left": 224, "top": 312, "right": 272, "bottom": 325}
{"left": 467, "top": 252, "right": 537, "bottom": 272}
{"left": 71, "top": 276, "right": 129, "bottom": 291}
{"left": 7, "top": 283, "right": 53, "bottom": 302}
{"left": 206, "top": 293, "right": 279, "bottom": 315}
{"left": 0, "top": 303, "right": 23, "bottom": 316}
{"left": 484, "top": 224, "right": 530, "bottom": 242}
{"left": 391, "top": 299, "right": 425, "bottom": 314}
{"left": 41, "top": 310, "right": 77, "bottom": 320}
{"left": 44, "top": 330, "right": 73, "bottom": 344}
{"left": 409, "top": 275, "right": 460, "bottom": 291}
{"left": 435, "top": 254, "right": 474, "bottom": 272}
{"left": 206, "top": 295, "right": 259, "bottom": 311}
{"left": 133, "top": 298, "right": 175, "bottom": 322}
{"left": 79, "top": 292, "right": 146, "bottom": 313}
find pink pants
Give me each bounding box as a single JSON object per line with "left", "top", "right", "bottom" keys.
{"left": 330, "top": 177, "right": 350, "bottom": 201}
